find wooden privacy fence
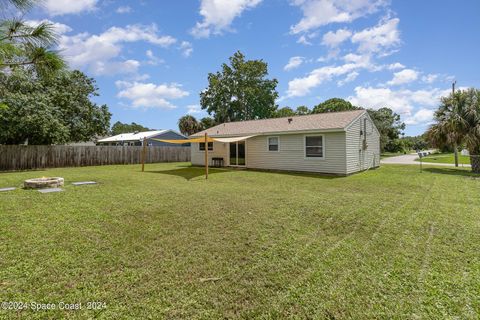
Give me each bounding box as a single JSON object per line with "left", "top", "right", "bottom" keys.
{"left": 0, "top": 145, "right": 191, "bottom": 171}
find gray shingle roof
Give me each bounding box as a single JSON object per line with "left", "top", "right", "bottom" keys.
{"left": 192, "top": 110, "right": 365, "bottom": 137}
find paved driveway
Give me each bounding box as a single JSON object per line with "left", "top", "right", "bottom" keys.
{"left": 381, "top": 152, "right": 471, "bottom": 167}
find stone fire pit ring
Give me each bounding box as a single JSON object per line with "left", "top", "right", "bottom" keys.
{"left": 24, "top": 177, "right": 64, "bottom": 189}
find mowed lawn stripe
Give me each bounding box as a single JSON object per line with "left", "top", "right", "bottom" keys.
{"left": 267, "top": 169, "right": 437, "bottom": 318}
{"left": 0, "top": 163, "right": 479, "bottom": 319}
{"left": 415, "top": 174, "right": 480, "bottom": 318}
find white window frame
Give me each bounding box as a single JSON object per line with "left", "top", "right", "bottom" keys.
{"left": 267, "top": 136, "right": 280, "bottom": 152}
{"left": 198, "top": 141, "right": 213, "bottom": 152}
{"left": 304, "top": 134, "right": 325, "bottom": 160}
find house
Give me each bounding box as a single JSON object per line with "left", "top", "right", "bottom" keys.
{"left": 64, "top": 136, "right": 108, "bottom": 146}
{"left": 97, "top": 130, "right": 188, "bottom": 146}
{"left": 190, "top": 110, "right": 380, "bottom": 175}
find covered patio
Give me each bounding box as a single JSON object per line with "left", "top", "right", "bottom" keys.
{"left": 150, "top": 134, "right": 255, "bottom": 179}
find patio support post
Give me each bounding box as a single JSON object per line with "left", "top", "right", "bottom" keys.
{"left": 205, "top": 133, "right": 209, "bottom": 179}
{"left": 141, "top": 138, "right": 147, "bottom": 172}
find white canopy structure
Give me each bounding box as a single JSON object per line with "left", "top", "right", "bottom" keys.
{"left": 150, "top": 135, "right": 256, "bottom": 144}
{"left": 211, "top": 135, "right": 257, "bottom": 143}
{"left": 149, "top": 134, "right": 257, "bottom": 179}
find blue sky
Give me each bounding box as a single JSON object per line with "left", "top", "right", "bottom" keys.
{"left": 26, "top": 0, "right": 480, "bottom": 136}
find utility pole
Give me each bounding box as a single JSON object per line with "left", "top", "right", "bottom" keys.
{"left": 452, "top": 81, "right": 459, "bottom": 167}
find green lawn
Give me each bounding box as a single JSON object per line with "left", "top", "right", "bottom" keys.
{"left": 415, "top": 153, "right": 471, "bottom": 165}
{"left": 1, "top": 163, "right": 479, "bottom": 319}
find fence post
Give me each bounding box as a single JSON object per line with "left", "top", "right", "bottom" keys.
{"left": 141, "top": 139, "right": 147, "bottom": 172}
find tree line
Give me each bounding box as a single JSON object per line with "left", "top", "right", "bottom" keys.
{"left": 0, "top": 0, "right": 111, "bottom": 145}
{"left": 179, "top": 50, "right": 480, "bottom": 172}
{"left": 178, "top": 51, "right": 406, "bottom": 154}
{"left": 3, "top": 1, "right": 479, "bottom": 173}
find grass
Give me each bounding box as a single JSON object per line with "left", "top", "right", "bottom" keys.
{"left": 415, "top": 152, "right": 471, "bottom": 165}
{"left": 1, "top": 163, "right": 480, "bottom": 319}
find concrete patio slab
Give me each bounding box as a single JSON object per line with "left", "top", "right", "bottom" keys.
{"left": 72, "top": 181, "right": 97, "bottom": 186}
{"left": 38, "top": 188, "right": 64, "bottom": 193}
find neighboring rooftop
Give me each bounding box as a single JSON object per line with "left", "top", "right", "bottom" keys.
{"left": 98, "top": 130, "right": 179, "bottom": 143}
{"left": 192, "top": 110, "right": 366, "bottom": 137}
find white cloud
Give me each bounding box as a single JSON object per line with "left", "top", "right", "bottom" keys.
{"left": 191, "top": 0, "right": 262, "bottom": 38}
{"left": 348, "top": 86, "right": 450, "bottom": 116}
{"left": 116, "top": 81, "right": 189, "bottom": 109}
{"left": 25, "top": 19, "right": 72, "bottom": 34}
{"left": 337, "top": 71, "right": 359, "bottom": 86}
{"left": 404, "top": 108, "right": 435, "bottom": 125}
{"left": 297, "top": 35, "right": 312, "bottom": 45}
{"left": 284, "top": 56, "right": 304, "bottom": 71}
{"left": 93, "top": 25, "right": 176, "bottom": 47}
{"left": 317, "top": 48, "right": 340, "bottom": 62}
{"left": 95, "top": 60, "right": 140, "bottom": 75}
{"left": 341, "top": 53, "right": 384, "bottom": 72}
{"left": 321, "top": 28, "right": 352, "bottom": 47}
{"left": 422, "top": 73, "right": 438, "bottom": 84}
{"left": 116, "top": 6, "right": 132, "bottom": 14}
{"left": 130, "top": 74, "right": 151, "bottom": 81}
{"left": 286, "top": 63, "right": 358, "bottom": 97}
{"left": 58, "top": 24, "right": 176, "bottom": 75}
{"left": 297, "top": 31, "right": 319, "bottom": 45}
{"left": 286, "top": 17, "right": 402, "bottom": 96}
{"left": 290, "top": 0, "right": 386, "bottom": 34}
{"left": 145, "top": 50, "right": 164, "bottom": 66}
{"left": 43, "top": 0, "right": 97, "bottom": 16}
{"left": 386, "top": 68, "right": 419, "bottom": 86}
{"left": 351, "top": 18, "right": 401, "bottom": 54}
{"left": 146, "top": 50, "right": 155, "bottom": 59}
{"left": 387, "top": 62, "right": 405, "bottom": 70}
{"left": 179, "top": 41, "right": 193, "bottom": 57}
{"left": 187, "top": 105, "right": 202, "bottom": 114}
{"left": 286, "top": 51, "right": 382, "bottom": 97}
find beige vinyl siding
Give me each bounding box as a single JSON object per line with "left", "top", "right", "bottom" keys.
{"left": 191, "top": 141, "right": 228, "bottom": 166}
{"left": 190, "top": 113, "right": 379, "bottom": 175}
{"left": 246, "top": 132, "right": 347, "bottom": 175}
{"left": 345, "top": 113, "right": 381, "bottom": 174}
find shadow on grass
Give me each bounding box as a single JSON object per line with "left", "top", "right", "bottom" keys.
{"left": 423, "top": 167, "right": 479, "bottom": 177}
{"left": 147, "top": 165, "right": 342, "bottom": 181}
{"left": 146, "top": 166, "right": 229, "bottom": 181}
{"left": 246, "top": 168, "right": 341, "bottom": 180}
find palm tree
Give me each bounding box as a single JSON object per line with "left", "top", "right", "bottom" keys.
{"left": 178, "top": 115, "right": 200, "bottom": 136}
{"left": 427, "top": 88, "right": 480, "bottom": 173}
{"left": 0, "top": 0, "right": 36, "bottom": 10}
{"left": 199, "top": 117, "right": 216, "bottom": 130}
{"left": 426, "top": 95, "right": 463, "bottom": 165}
{"left": 0, "top": 0, "right": 65, "bottom": 76}
{"left": 0, "top": 0, "right": 35, "bottom": 11}
{"left": 457, "top": 89, "right": 480, "bottom": 172}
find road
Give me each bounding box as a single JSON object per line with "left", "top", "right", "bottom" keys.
{"left": 381, "top": 152, "right": 471, "bottom": 167}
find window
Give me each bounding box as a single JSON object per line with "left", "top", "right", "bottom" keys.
{"left": 305, "top": 135, "right": 324, "bottom": 158}
{"left": 268, "top": 136, "right": 279, "bottom": 151}
{"left": 199, "top": 142, "right": 213, "bottom": 151}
